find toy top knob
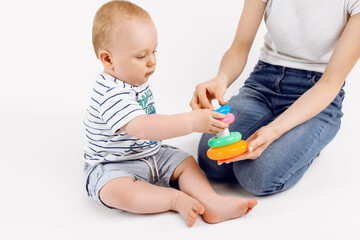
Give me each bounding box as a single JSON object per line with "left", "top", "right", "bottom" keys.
{"left": 211, "top": 99, "right": 231, "bottom": 138}
{"left": 211, "top": 99, "right": 221, "bottom": 110}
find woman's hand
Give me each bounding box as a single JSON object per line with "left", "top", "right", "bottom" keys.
{"left": 190, "top": 77, "right": 228, "bottom": 110}
{"left": 217, "top": 125, "right": 281, "bottom": 165}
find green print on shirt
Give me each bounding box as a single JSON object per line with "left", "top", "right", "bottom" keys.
{"left": 138, "top": 89, "right": 156, "bottom": 115}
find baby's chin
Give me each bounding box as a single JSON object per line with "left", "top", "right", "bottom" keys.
{"left": 131, "top": 77, "right": 150, "bottom": 87}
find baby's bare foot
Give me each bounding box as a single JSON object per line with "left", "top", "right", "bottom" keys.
{"left": 202, "top": 196, "right": 257, "bottom": 224}
{"left": 172, "top": 192, "right": 205, "bottom": 227}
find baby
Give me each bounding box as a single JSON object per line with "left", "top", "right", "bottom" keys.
{"left": 84, "top": 0, "right": 257, "bottom": 227}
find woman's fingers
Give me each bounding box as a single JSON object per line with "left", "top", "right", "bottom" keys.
{"left": 219, "top": 151, "right": 253, "bottom": 164}
{"left": 190, "top": 93, "right": 201, "bottom": 110}
{"left": 213, "top": 125, "right": 280, "bottom": 165}
{"left": 217, "top": 147, "right": 260, "bottom": 165}
{"left": 218, "top": 98, "right": 228, "bottom": 106}
{"left": 216, "top": 134, "right": 269, "bottom": 165}
{"left": 247, "top": 135, "right": 266, "bottom": 153}
{"left": 195, "top": 84, "right": 213, "bottom": 110}
{"left": 190, "top": 78, "right": 228, "bottom": 110}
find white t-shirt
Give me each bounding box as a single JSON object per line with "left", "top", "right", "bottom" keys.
{"left": 260, "top": 0, "right": 360, "bottom": 72}
{"left": 83, "top": 73, "right": 161, "bottom": 165}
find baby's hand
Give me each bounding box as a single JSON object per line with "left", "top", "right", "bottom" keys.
{"left": 189, "top": 109, "right": 229, "bottom": 133}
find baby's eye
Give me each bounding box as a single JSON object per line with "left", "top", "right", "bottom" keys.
{"left": 136, "top": 55, "right": 146, "bottom": 59}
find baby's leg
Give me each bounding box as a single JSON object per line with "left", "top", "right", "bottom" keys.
{"left": 99, "top": 177, "right": 204, "bottom": 227}
{"left": 171, "top": 157, "right": 258, "bottom": 224}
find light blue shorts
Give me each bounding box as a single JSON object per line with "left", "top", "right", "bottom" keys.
{"left": 84, "top": 145, "right": 191, "bottom": 206}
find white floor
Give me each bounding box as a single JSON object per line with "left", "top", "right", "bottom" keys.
{"left": 1, "top": 111, "right": 359, "bottom": 239}
{"left": 1, "top": 1, "right": 360, "bottom": 239}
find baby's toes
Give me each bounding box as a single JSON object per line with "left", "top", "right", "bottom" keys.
{"left": 193, "top": 203, "right": 205, "bottom": 215}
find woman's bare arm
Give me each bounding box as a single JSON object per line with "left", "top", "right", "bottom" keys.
{"left": 190, "top": 0, "right": 266, "bottom": 109}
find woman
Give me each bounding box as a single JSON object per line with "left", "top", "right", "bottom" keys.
{"left": 191, "top": 0, "right": 360, "bottom": 196}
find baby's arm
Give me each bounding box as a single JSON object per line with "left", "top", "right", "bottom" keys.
{"left": 120, "top": 109, "right": 228, "bottom": 140}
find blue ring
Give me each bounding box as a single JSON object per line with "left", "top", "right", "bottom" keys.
{"left": 214, "top": 105, "right": 231, "bottom": 115}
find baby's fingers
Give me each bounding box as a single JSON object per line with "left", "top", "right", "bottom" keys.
{"left": 208, "top": 125, "right": 226, "bottom": 134}
{"left": 211, "top": 111, "right": 227, "bottom": 119}
{"left": 211, "top": 118, "right": 228, "bottom": 130}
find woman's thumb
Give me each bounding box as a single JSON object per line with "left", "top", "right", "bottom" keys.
{"left": 214, "top": 93, "right": 228, "bottom": 106}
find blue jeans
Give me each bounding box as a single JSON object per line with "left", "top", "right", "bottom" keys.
{"left": 198, "top": 61, "right": 345, "bottom": 196}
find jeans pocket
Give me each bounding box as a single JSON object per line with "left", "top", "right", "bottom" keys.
{"left": 253, "top": 63, "right": 265, "bottom": 73}
{"left": 309, "top": 75, "right": 318, "bottom": 85}
{"left": 308, "top": 74, "right": 324, "bottom": 87}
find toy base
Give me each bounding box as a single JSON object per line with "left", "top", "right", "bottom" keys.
{"left": 216, "top": 151, "right": 248, "bottom": 163}
{"left": 207, "top": 140, "right": 248, "bottom": 160}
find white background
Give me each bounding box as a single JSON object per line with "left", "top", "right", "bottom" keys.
{"left": 0, "top": 0, "right": 359, "bottom": 239}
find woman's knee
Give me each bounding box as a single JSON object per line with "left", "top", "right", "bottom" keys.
{"left": 232, "top": 160, "right": 286, "bottom": 196}
{"left": 232, "top": 159, "right": 310, "bottom": 196}
{"left": 235, "top": 172, "right": 276, "bottom": 196}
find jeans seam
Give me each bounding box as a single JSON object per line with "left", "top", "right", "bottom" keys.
{"left": 275, "top": 67, "right": 285, "bottom": 94}
{"left": 242, "top": 111, "right": 274, "bottom": 140}
{"left": 273, "top": 114, "right": 331, "bottom": 193}
{"left": 271, "top": 68, "right": 285, "bottom": 114}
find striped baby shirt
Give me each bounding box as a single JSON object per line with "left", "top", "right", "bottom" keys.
{"left": 83, "top": 72, "right": 161, "bottom": 164}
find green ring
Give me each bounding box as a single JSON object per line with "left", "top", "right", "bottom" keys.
{"left": 208, "top": 132, "right": 242, "bottom": 148}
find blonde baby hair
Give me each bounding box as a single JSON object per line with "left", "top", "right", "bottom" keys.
{"left": 92, "top": 0, "right": 151, "bottom": 57}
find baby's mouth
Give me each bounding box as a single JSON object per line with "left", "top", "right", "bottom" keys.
{"left": 145, "top": 71, "right": 154, "bottom": 77}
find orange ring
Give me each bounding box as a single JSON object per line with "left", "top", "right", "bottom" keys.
{"left": 207, "top": 140, "right": 248, "bottom": 160}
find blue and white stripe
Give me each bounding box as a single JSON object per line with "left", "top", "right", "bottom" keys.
{"left": 83, "top": 73, "right": 161, "bottom": 164}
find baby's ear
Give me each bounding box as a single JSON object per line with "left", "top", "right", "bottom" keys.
{"left": 99, "top": 50, "right": 114, "bottom": 71}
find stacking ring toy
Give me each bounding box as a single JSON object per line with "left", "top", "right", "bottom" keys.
{"left": 214, "top": 105, "right": 231, "bottom": 115}
{"left": 218, "top": 113, "right": 235, "bottom": 125}
{"left": 207, "top": 99, "right": 248, "bottom": 161}
{"left": 208, "top": 132, "right": 242, "bottom": 148}
{"left": 207, "top": 140, "right": 248, "bottom": 160}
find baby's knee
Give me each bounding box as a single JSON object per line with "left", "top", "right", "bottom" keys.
{"left": 171, "top": 156, "right": 198, "bottom": 181}
{"left": 99, "top": 177, "right": 135, "bottom": 208}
